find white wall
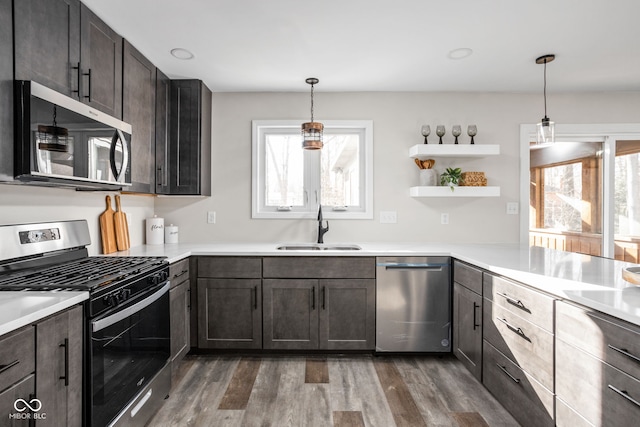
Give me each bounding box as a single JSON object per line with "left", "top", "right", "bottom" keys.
{"left": 154, "top": 90, "right": 640, "bottom": 245}
{"left": 0, "top": 185, "right": 154, "bottom": 255}
{"left": 3, "top": 91, "right": 639, "bottom": 251}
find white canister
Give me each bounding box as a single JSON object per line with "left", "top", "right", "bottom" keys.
{"left": 165, "top": 224, "right": 179, "bottom": 244}
{"left": 419, "top": 169, "right": 438, "bottom": 186}
{"left": 146, "top": 216, "right": 164, "bottom": 245}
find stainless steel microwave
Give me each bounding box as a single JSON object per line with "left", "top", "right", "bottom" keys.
{"left": 14, "top": 80, "right": 131, "bottom": 190}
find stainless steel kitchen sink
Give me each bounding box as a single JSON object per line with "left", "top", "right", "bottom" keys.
{"left": 276, "top": 243, "right": 361, "bottom": 251}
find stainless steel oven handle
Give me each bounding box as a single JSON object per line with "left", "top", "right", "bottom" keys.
{"left": 92, "top": 282, "right": 169, "bottom": 333}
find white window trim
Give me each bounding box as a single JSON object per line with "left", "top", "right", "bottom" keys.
{"left": 519, "top": 123, "right": 640, "bottom": 258}
{"left": 252, "top": 119, "right": 374, "bottom": 219}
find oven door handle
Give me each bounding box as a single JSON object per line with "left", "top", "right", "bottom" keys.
{"left": 92, "top": 282, "right": 170, "bottom": 333}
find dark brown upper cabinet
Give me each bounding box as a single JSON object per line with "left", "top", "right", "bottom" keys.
{"left": 122, "top": 40, "right": 156, "bottom": 194}
{"left": 166, "top": 80, "right": 212, "bottom": 196}
{"left": 14, "top": 0, "right": 123, "bottom": 118}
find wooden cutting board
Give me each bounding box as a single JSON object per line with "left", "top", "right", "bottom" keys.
{"left": 114, "top": 195, "right": 130, "bottom": 251}
{"left": 99, "top": 195, "right": 117, "bottom": 254}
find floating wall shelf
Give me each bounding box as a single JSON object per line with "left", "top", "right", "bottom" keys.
{"left": 410, "top": 186, "right": 501, "bottom": 198}
{"left": 409, "top": 144, "right": 500, "bottom": 159}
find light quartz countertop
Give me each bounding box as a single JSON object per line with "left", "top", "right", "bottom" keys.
{"left": 115, "top": 241, "right": 640, "bottom": 326}
{"left": 0, "top": 291, "right": 88, "bottom": 336}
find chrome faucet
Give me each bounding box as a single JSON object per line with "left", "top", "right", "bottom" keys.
{"left": 317, "top": 205, "right": 329, "bottom": 244}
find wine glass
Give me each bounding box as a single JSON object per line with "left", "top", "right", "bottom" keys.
{"left": 421, "top": 125, "right": 430, "bottom": 144}
{"left": 452, "top": 125, "right": 461, "bottom": 144}
{"left": 467, "top": 125, "right": 477, "bottom": 144}
{"left": 436, "top": 125, "right": 445, "bottom": 144}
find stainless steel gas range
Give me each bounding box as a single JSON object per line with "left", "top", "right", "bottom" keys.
{"left": 0, "top": 220, "right": 171, "bottom": 427}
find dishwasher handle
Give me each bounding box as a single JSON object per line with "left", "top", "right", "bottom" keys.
{"left": 378, "top": 262, "right": 447, "bottom": 271}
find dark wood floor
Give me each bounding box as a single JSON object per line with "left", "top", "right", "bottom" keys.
{"left": 148, "top": 354, "right": 519, "bottom": 427}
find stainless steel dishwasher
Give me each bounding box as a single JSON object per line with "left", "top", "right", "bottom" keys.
{"left": 376, "top": 256, "right": 451, "bottom": 352}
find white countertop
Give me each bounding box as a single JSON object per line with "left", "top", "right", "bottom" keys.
{"left": 115, "top": 241, "right": 640, "bottom": 326}
{"left": 0, "top": 291, "right": 88, "bottom": 336}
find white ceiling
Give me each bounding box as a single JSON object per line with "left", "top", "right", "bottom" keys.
{"left": 82, "top": 0, "right": 640, "bottom": 93}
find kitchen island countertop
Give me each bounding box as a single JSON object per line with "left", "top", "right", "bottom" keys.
{"left": 0, "top": 291, "right": 88, "bottom": 336}
{"left": 113, "top": 242, "right": 640, "bottom": 326}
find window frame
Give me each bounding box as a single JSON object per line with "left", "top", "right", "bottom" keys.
{"left": 252, "top": 119, "right": 374, "bottom": 219}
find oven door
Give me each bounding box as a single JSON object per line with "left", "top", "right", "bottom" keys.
{"left": 89, "top": 282, "right": 170, "bottom": 427}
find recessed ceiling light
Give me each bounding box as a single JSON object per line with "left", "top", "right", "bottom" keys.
{"left": 170, "top": 48, "right": 194, "bottom": 60}
{"left": 448, "top": 48, "right": 473, "bottom": 60}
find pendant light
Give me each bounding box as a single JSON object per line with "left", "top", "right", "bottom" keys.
{"left": 37, "top": 105, "right": 70, "bottom": 152}
{"left": 302, "top": 77, "right": 323, "bottom": 150}
{"left": 535, "top": 54, "right": 555, "bottom": 145}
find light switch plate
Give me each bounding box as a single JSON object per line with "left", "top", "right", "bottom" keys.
{"left": 380, "top": 211, "right": 397, "bottom": 223}
{"left": 506, "top": 202, "right": 519, "bottom": 215}
{"left": 207, "top": 211, "right": 216, "bottom": 224}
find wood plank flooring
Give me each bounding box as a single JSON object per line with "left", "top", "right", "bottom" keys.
{"left": 148, "top": 354, "right": 519, "bottom": 427}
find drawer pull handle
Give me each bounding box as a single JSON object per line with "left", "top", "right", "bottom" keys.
{"left": 496, "top": 292, "right": 528, "bottom": 311}
{"left": 608, "top": 385, "right": 640, "bottom": 408}
{"left": 608, "top": 344, "right": 640, "bottom": 364}
{"left": 0, "top": 359, "right": 19, "bottom": 374}
{"left": 473, "top": 302, "right": 480, "bottom": 330}
{"left": 496, "top": 364, "right": 520, "bottom": 384}
{"left": 173, "top": 269, "right": 188, "bottom": 279}
{"left": 497, "top": 317, "right": 527, "bottom": 336}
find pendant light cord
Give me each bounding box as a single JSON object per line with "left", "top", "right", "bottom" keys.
{"left": 310, "top": 82, "right": 315, "bottom": 122}
{"left": 543, "top": 59, "right": 548, "bottom": 118}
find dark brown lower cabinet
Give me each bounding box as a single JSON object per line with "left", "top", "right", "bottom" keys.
{"left": 170, "top": 279, "right": 190, "bottom": 383}
{"left": 453, "top": 281, "right": 482, "bottom": 380}
{"left": 35, "top": 305, "right": 83, "bottom": 427}
{"left": 263, "top": 278, "right": 375, "bottom": 350}
{"left": 0, "top": 375, "right": 35, "bottom": 427}
{"left": 197, "top": 278, "right": 262, "bottom": 349}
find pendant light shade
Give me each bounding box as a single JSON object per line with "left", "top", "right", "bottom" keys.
{"left": 302, "top": 77, "right": 323, "bottom": 150}
{"left": 535, "top": 54, "right": 555, "bottom": 145}
{"left": 37, "top": 105, "right": 70, "bottom": 152}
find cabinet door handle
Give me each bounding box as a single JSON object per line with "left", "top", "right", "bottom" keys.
{"left": 253, "top": 286, "right": 258, "bottom": 310}
{"left": 496, "top": 292, "right": 527, "bottom": 311}
{"left": 608, "top": 344, "right": 640, "bottom": 364}
{"left": 311, "top": 286, "right": 316, "bottom": 310}
{"left": 173, "top": 269, "right": 189, "bottom": 280}
{"left": 59, "top": 338, "right": 69, "bottom": 386}
{"left": 608, "top": 385, "right": 640, "bottom": 408}
{"left": 496, "top": 363, "right": 520, "bottom": 384}
{"left": 473, "top": 302, "right": 480, "bottom": 330}
{"left": 83, "top": 69, "right": 92, "bottom": 101}
{"left": 496, "top": 317, "right": 529, "bottom": 341}
{"left": 0, "top": 359, "right": 19, "bottom": 374}
{"left": 322, "top": 286, "right": 326, "bottom": 310}
{"left": 28, "top": 393, "right": 37, "bottom": 427}
{"left": 72, "top": 62, "right": 81, "bottom": 97}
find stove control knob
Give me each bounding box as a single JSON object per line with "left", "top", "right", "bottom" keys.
{"left": 104, "top": 294, "right": 118, "bottom": 308}
{"left": 122, "top": 289, "right": 132, "bottom": 300}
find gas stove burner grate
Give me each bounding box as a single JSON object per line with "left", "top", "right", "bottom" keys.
{"left": 0, "top": 256, "right": 166, "bottom": 291}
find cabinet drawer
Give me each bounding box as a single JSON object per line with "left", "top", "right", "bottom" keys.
{"left": 263, "top": 257, "right": 375, "bottom": 279}
{"left": 0, "top": 326, "right": 35, "bottom": 391}
{"left": 197, "top": 257, "right": 262, "bottom": 278}
{"left": 0, "top": 374, "right": 34, "bottom": 423}
{"left": 483, "top": 341, "right": 554, "bottom": 427}
{"left": 557, "top": 300, "right": 640, "bottom": 381}
{"left": 453, "top": 260, "right": 483, "bottom": 295}
{"left": 483, "top": 273, "right": 554, "bottom": 332}
{"left": 555, "top": 397, "right": 593, "bottom": 427}
{"left": 556, "top": 339, "right": 640, "bottom": 427}
{"left": 483, "top": 300, "right": 554, "bottom": 390}
{"left": 169, "top": 258, "right": 190, "bottom": 288}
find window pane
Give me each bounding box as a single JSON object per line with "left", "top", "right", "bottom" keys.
{"left": 543, "top": 164, "right": 583, "bottom": 232}
{"left": 615, "top": 143, "right": 640, "bottom": 238}
{"left": 265, "top": 134, "right": 304, "bottom": 206}
{"left": 320, "top": 133, "right": 360, "bottom": 207}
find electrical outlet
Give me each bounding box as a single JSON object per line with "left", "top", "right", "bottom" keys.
{"left": 380, "top": 211, "right": 397, "bottom": 224}
{"left": 207, "top": 211, "right": 216, "bottom": 224}
{"left": 441, "top": 213, "right": 449, "bottom": 225}
{"left": 506, "top": 202, "right": 519, "bottom": 215}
